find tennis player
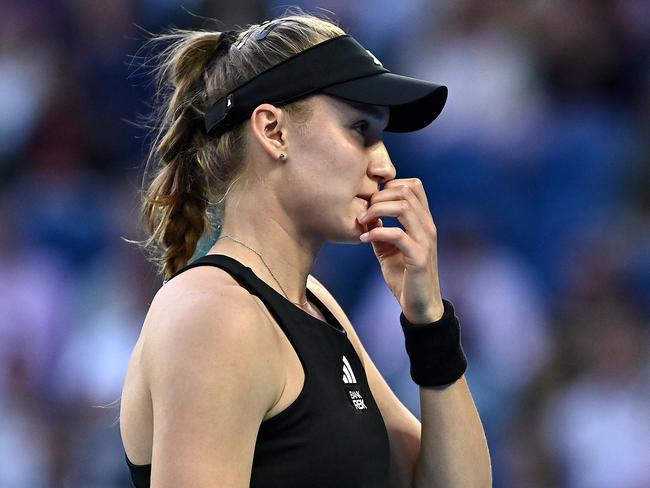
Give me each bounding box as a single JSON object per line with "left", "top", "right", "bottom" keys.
{"left": 120, "top": 11, "right": 491, "bottom": 487}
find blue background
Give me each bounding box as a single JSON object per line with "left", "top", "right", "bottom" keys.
{"left": 1, "top": 1, "right": 649, "bottom": 486}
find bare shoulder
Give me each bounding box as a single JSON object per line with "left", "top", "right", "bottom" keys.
{"left": 139, "top": 265, "right": 285, "bottom": 485}
{"left": 145, "top": 264, "right": 256, "bottom": 328}
{"left": 142, "top": 264, "right": 283, "bottom": 388}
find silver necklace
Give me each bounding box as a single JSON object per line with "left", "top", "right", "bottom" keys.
{"left": 217, "top": 234, "right": 309, "bottom": 308}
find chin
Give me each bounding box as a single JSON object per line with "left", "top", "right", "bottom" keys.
{"left": 325, "top": 220, "right": 364, "bottom": 244}
{"left": 345, "top": 219, "right": 367, "bottom": 244}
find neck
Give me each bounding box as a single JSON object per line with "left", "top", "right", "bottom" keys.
{"left": 208, "top": 197, "right": 322, "bottom": 306}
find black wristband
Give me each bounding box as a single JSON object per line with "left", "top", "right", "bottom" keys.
{"left": 400, "top": 299, "right": 468, "bottom": 387}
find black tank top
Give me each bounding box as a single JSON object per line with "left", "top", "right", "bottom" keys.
{"left": 125, "top": 254, "right": 390, "bottom": 487}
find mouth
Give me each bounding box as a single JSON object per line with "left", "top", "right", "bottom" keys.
{"left": 356, "top": 194, "right": 372, "bottom": 204}
{"left": 356, "top": 197, "right": 370, "bottom": 211}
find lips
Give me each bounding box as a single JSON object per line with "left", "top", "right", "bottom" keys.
{"left": 356, "top": 194, "right": 373, "bottom": 203}
{"left": 356, "top": 196, "right": 370, "bottom": 211}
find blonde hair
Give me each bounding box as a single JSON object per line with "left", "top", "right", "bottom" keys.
{"left": 138, "top": 9, "right": 345, "bottom": 280}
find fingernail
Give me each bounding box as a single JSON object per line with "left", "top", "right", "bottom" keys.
{"left": 359, "top": 232, "right": 369, "bottom": 241}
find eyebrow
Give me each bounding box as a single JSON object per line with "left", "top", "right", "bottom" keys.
{"left": 347, "top": 102, "right": 389, "bottom": 128}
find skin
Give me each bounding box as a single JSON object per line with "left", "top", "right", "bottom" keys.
{"left": 209, "top": 94, "right": 491, "bottom": 487}
{"left": 120, "top": 92, "right": 491, "bottom": 487}
{"left": 211, "top": 94, "right": 444, "bottom": 323}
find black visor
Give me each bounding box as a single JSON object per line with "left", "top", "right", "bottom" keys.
{"left": 205, "top": 35, "right": 447, "bottom": 136}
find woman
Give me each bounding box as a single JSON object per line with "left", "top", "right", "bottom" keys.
{"left": 120, "top": 10, "right": 491, "bottom": 488}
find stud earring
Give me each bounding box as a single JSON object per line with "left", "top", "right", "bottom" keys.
{"left": 279, "top": 153, "right": 287, "bottom": 161}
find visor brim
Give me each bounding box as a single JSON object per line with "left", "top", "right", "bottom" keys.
{"left": 321, "top": 72, "right": 448, "bottom": 133}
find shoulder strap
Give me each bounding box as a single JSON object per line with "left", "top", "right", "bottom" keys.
{"left": 169, "top": 253, "right": 282, "bottom": 303}
{"left": 169, "top": 253, "right": 250, "bottom": 281}
{"left": 169, "top": 253, "right": 346, "bottom": 335}
{"left": 167, "top": 253, "right": 302, "bottom": 332}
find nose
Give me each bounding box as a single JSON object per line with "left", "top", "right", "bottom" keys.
{"left": 367, "top": 141, "right": 396, "bottom": 184}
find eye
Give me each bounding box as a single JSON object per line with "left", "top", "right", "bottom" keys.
{"left": 353, "top": 120, "right": 370, "bottom": 136}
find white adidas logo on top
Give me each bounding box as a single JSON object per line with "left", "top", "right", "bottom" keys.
{"left": 342, "top": 355, "right": 357, "bottom": 384}
{"left": 342, "top": 355, "right": 367, "bottom": 410}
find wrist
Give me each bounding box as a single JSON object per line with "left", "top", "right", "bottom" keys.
{"left": 400, "top": 298, "right": 468, "bottom": 387}
{"left": 402, "top": 301, "right": 445, "bottom": 324}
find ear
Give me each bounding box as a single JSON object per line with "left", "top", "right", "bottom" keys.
{"left": 249, "top": 103, "right": 288, "bottom": 160}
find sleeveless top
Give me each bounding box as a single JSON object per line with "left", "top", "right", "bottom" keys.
{"left": 125, "top": 254, "right": 390, "bottom": 487}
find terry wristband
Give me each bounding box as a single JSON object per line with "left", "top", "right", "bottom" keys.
{"left": 400, "top": 298, "right": 468, "bottom": 387}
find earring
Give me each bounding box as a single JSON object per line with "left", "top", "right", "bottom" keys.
{"left": 279, "top": 153, "right": 287, "bottom": 161}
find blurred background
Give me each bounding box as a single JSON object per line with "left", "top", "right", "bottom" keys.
{"left": 1, "top": 0, "right": 649, "bottom": 486}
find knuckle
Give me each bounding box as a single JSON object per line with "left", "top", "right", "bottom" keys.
{"left": 412, "top": 254, "right": 427, "bottom": 267}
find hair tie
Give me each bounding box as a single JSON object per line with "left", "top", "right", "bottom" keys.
{"left": 207, "top": 30, "right": 239, "bottom": 67}
{"left": 219, "top": 30, "right": 239, "bottom": 50}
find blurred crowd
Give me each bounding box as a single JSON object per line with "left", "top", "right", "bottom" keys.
{"left": 1, "top": 0, "right": 648, "bottom": 486}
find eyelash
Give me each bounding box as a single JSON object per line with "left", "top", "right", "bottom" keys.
{"left": 353, "top": 121, "right": 370, "bottom": 135}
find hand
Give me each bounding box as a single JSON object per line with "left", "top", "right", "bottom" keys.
{"left": 357, "top": 178, "right": 444, "bottom": 324}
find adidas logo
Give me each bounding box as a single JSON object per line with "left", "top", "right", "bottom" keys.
{"left": 342, "top": 355, "right": 367, "bottom": 410}
{"left": 342, "top": 355, "right": 357, "bottom": 384}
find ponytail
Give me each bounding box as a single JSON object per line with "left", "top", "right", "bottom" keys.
{"left": 141, "top": 30, "right": 232, "bottom": 280}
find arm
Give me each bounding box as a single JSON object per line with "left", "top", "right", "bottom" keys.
{"left": 352, "top": 178, "right": 491, "bottom": 486}
{"left": 142, "top": 278, "right": 284, "bottom": 487}
{"left": 308, "top": 276, "right": 491, "bottom": 487}
{"left": 414, "top": 375, "right": 491, "bottom": 487}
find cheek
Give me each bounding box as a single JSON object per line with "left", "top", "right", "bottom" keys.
{"left": 292, "top": 126, "right": 365, "bottom": 207}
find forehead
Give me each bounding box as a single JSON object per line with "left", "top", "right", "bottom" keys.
{"left": 346, "top": 100, "right": 390, "bottom": 122}
{"left": 313, "top": 94, "right": 389, "bottom": 122}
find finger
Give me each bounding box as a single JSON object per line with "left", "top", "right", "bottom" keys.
{"left": 360, "top": 225, "right": 420, "bottom": 259}
{"left": 384, "top": 178, "right": 431, "bottom": 218}
{"left": 370, "top": 184, "right": 432, "bottom": 230}
{"left": 361, "top": 187, "right": 436, "bottom": 242}
{"left": 358, "top": 200, "right": 426, "bottom": 240}
{"left": 365, "top": 217, "right": 383, "bottom": 231}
